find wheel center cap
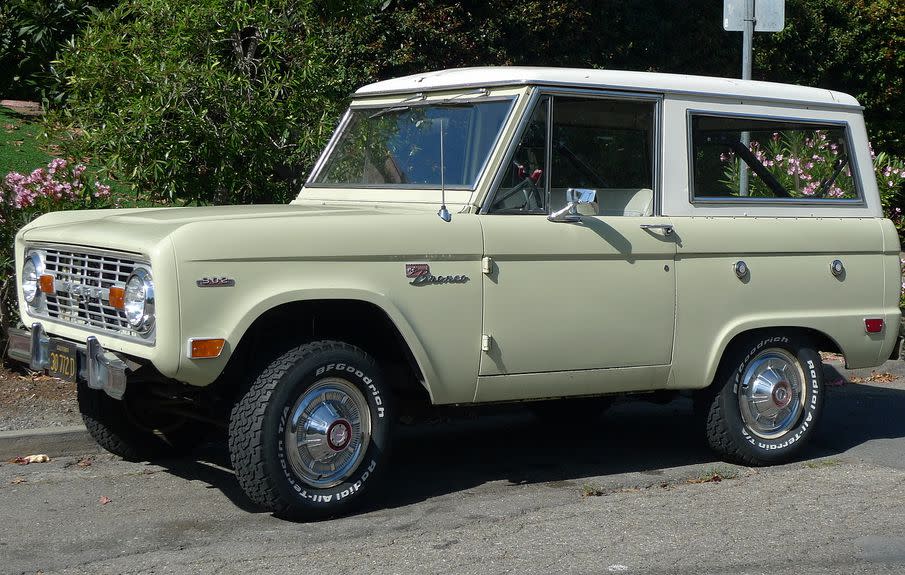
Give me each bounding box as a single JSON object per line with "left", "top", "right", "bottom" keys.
{"left": 772, "top": 382, "right": 792, "bottom": 408}
{"left": 327, "top": 419, "right": 352, "bottom": 451}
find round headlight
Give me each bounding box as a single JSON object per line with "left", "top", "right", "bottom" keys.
{"left": 124, "top": 267, "right": 154, "bottom": 333}
{"left": 22, "top": 252, "right": 44, "bottom": 305}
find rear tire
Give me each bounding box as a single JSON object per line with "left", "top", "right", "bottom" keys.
{"left": 228, "top": 340, "right": 392, "bottom": 519}
{"left": 702, "top": 332, "right": 824, "bottom": 466}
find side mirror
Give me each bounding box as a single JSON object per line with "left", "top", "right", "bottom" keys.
{"left": 548, "top": 188, "right": 597, "bottom": 223}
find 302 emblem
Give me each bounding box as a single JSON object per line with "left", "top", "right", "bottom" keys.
{"left": 196, "top": 277, "right": 236, "bottom": 288}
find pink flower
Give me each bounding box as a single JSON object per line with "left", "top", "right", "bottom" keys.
{"left": 72, "top": 164, "right": 87, "bottom": 178}
{"left": 93, "top": 181, "right": 111, "bottom": 199}
{"left": 47, "top": 158, "right": 67, "bottom": 175}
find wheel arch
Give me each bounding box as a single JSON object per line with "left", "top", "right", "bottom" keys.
{"left": 223, "top": 291, "right": 436, "bottom": 404}
{"left": 702, "top": 324, "right": 842, "bottom": 389}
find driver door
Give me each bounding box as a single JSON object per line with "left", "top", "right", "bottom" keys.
{"left": 477, "top": 92, "right": 676, "bottom": 398}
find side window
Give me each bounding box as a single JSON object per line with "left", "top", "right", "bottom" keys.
{"left": 691, "top": 115, "right": 859, "bottom": 201}
{"left": 550, "top": 97, "right": 655, "bottom": 215}
{"left": 489, "top": 96, "right": 549, "bottom": 213}
{"left": 488, "top": 95, "right": 656, "bottom": 216}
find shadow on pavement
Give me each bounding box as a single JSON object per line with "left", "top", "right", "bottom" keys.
{"left": 811, "top": 363, "right": 905, "bottom": 460}
{"left": 150, "top": 361, "right": 905, "bottom": 516}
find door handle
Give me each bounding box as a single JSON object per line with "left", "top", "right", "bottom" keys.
{"left": 640, "top": 223, "right": 674, "bottom": 235}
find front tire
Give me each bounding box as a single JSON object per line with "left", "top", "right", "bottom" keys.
{"left": 228, "top": 340, "right": 392, "bottom": 519}
{"left": 702, "top": 332, "right": 824, "bottom": 466}
{"left": 78, "top": 382, "right": 206, "bottom": 461}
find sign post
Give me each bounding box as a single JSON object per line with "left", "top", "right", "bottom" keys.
{"left": 723, "top": 0, "right": 785, "bottom": 195}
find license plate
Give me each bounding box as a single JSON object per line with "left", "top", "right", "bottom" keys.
{"left": 47, "top": 340, "right": 78, "bottom": 382}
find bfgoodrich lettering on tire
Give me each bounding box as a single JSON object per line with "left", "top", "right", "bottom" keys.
{"left": 702, "top": 332, "right": 824, "bottom": 466}
{"left": 228, "top": 340, "right": 392, "bottom": 519}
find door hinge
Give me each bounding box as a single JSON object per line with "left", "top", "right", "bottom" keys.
{"left": 481, "top": 256, "right": 493, "bottom": 275}
{"left": 481, "top": 334, "right": 492, "bottom": 352}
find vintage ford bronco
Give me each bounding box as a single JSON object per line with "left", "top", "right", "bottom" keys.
{"left": 8, "top": 67, "right": 902, "bottom": 518}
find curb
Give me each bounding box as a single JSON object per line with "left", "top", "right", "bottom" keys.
{"left": 0, "top": 425, "right": 100, "bottom": 460}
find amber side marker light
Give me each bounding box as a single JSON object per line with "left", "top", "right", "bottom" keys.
{"left": 38, "top": 274, "right": 55, "bottom": 295}
{"left": 189, "top": 338, "right": 226, "bottom": 359}
{"left": 108, "top": 286, "right": 125, "bottom": 309}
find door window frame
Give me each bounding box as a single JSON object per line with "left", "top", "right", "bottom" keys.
{"left": 479, "top": 87, "right": 664, "bottom": 216}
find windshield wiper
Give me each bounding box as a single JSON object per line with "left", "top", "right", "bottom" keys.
{"left": 367, "top": 106, "right": 411, "bottom": 120}
{"left": 366, "top": 88, "right": 489, "bottom": 119}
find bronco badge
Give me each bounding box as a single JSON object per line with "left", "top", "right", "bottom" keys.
{"left": 404, "top": 264, "right": 469, "bottom": 286}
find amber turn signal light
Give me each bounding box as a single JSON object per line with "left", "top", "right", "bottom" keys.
{"left": 38, "top": 274, "right": 55, "bottom": 295}
{"left": 108, "top": 286, "right": 125, "bottom": 309}
{"left": 189, "top": 338, "right": 226, "bottom": 359}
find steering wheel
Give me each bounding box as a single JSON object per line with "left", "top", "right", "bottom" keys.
{"left": 492, "top": 162, "right": 543, "bottom": 211}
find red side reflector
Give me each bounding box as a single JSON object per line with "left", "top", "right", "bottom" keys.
{"left": 865, "top": 318, "right": 884, "bottom": 333}
{"left": 38, "top": 274, "right": 55, "bottom": 295}
{"left": 108, "top": 286, "right": 125, "bottom": 310}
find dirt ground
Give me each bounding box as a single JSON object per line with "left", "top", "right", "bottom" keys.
{"left": 0, "top": 366, "right": 81, "bottom": 431}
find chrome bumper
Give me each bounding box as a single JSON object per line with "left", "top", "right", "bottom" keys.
{"left": 7, "top": 323, "right": 129, "bottom": 400}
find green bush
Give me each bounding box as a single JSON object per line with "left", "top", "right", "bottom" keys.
{"left": 0, "top": 0, "right": 117, "bottom": 101}
{"left": 52, "top": 0, "right": 379, "bottom": 205}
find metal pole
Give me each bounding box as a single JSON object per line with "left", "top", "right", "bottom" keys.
{"left": 739, "top": 0, "right": 754, "bottom": 196}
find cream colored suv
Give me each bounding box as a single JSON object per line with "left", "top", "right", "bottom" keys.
{"left": 8, "top": 67, "right": 901, "bottom": 519}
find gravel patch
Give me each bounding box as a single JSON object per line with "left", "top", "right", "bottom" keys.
{"left": 0, "top": 367, "right": 82, "bottom": 431}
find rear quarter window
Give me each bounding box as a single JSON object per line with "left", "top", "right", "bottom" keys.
{"left": 690, "top": 113, "right": 861, "bottom": 203}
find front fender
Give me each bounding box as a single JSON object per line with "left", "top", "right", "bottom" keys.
{"left": 174, "top": 262, "right": 484, "bottom": 405}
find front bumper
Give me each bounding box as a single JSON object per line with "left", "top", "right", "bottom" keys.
{"left": 8, "top": 323, "right": 129, "bottom": 399}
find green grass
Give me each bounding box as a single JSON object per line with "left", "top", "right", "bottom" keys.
{"left": 0, "top": 107, "right": 52, "bottom": 177}
{"left": 0, "top": 105, "right": 162, "bottom": 207}
{"left": 803, "top": 458, "right": 841, "bottom": 469}
{"left": 689, "top": 465, "right": 740, "bottom": 483}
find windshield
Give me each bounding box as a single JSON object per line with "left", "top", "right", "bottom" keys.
{"left": 311, "top": 99, "right": 514, "bottom": 188}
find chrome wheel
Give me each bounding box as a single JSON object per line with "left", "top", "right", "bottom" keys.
{"left": 737, "top": 348, "right": 806, "bottom": 440}
{"left": 285, "top": 378, "right": 371, "bottom": 488}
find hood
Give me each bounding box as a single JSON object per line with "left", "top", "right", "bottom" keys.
{"left": 19, "top": 204, "right": 396, "bottom": 254}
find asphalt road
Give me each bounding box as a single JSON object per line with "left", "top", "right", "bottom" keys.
{"left": 2, "top": 358, "right": 905, "bottom": 575}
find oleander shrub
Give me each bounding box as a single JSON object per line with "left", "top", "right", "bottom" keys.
{"left": 0, "top": 158, "right": 123, "bottom": 341}
{"left": 52, "top": 0, "right": 379, "bottom": 205}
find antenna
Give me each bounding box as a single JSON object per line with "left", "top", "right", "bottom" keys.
{"left": 437, "top": 117, "right": 451, "bottom": 222}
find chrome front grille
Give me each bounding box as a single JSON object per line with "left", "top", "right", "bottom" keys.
{"left": 39, "top": 247, "right": 149, "bottom": 342}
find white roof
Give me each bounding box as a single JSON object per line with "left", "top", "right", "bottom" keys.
{"left": 355, "top": 66, "right": 860, "bottom": 109}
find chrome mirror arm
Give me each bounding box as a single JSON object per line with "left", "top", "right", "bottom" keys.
{"left": 548, "top": 202, "right": 582, "bottom": 223}
{"left": 548, "top": 188, "right": 597, "bottom": 223}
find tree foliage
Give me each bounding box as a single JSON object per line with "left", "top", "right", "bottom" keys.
{"left": 46, "top": 0, "right": 905, "bottom": 205}
{"left": 0, "top": 0, "right": 117, "bottom": 102}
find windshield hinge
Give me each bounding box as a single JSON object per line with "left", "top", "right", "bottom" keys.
{"left": 481, "top": 334, "right": 492, "bottom": 352}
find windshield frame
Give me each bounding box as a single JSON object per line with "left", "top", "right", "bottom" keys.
{"left": 304, "top": 95, "right": 519, "bottom": 193}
